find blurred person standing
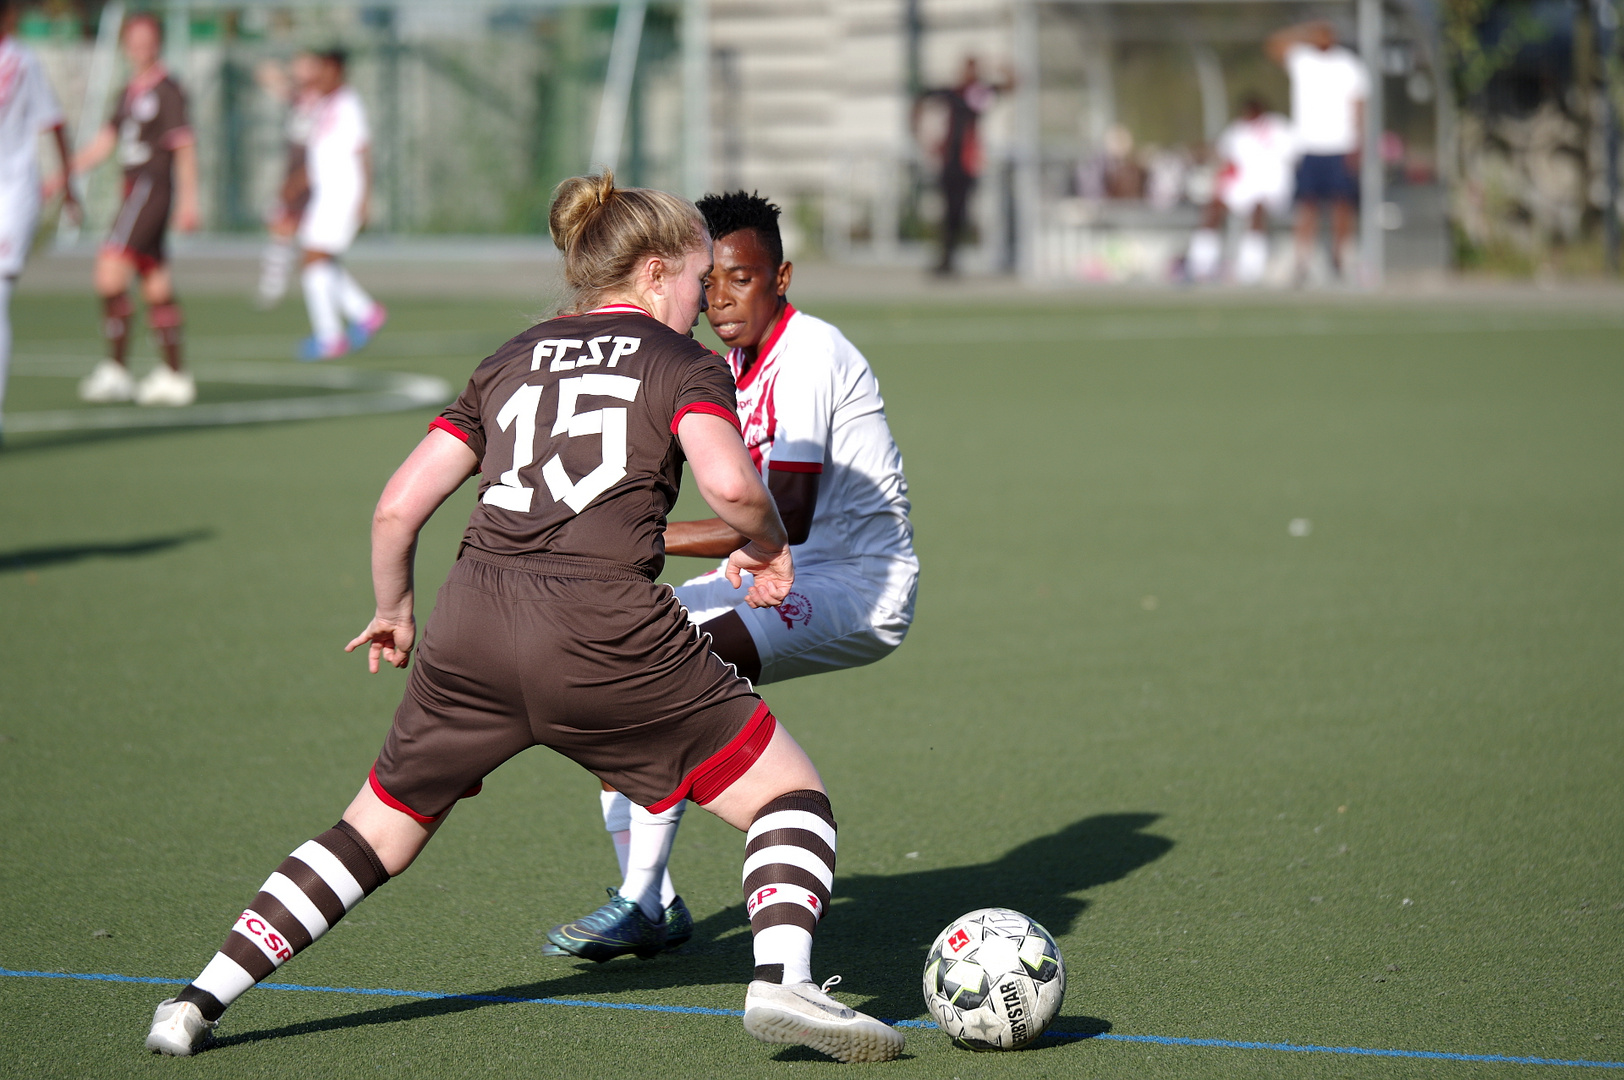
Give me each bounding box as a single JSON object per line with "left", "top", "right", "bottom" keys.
{"left": 253, "top": 51, "right": 321, "bottom": 309}
{"left": 1267, "top": 20, "right": 1367, "bottom": 281}
{"left": 0, "top": 0, "right": 78, "bottom": 440}
{"left": 296, "top": 47, "right": 385, "bottom": 361}
{"left": 913, "top": 57, "right": 1011, "bottom": 277}
{"left": 1185, "top": 95, "right": 1295, "bottom": 284}
{"left": 54, "top": 12, "right": 198, "bottom": 407}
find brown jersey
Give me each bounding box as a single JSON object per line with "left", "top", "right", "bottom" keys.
{"left": 434, "top": 304, "right": 739, "bottom": 579}
{"left": 110, "top": 67, "right": 191, "bottom": 194}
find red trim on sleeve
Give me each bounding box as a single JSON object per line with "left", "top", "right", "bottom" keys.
{"left": 768, "top": 459, "right": 823, "bottom": 474}
{"left": 429, "top": 417, "right": 470, "bottom": 444}
{"left": 671, "top": 401, "right": 743, "bottom": 436}
{"left": 368, "top": 766, "right": 439, "bottom": 824}
{"left": 648, "top": 703, "right": 777, "bottom": 812}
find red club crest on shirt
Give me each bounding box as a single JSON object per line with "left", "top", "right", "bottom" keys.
{"left": 776, "top": 591, "right": 813, "bottom": 629}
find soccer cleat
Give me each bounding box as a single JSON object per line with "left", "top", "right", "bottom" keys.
{"left": 298, "top": 335, "right": 349, "bottom": 362}
{"left": 78, "top": 359, "right": 136, "bottom": 403}
{"left": 663, "top": 895, "right": 693, "bottom": 950}
{"left": 347, "top": 304, "right": 388, "bottom": 351}
{"left": 134, "top": 366, "right": 196, "bottom": 407}
{"left": 145, "top": 997, "right": 216, "bottom": 1056}
{"left": 743, "top": 976, "right": 905, "bottom": 1063}
{"left": 544, "top": 888, "right": 666, "bottom": 962}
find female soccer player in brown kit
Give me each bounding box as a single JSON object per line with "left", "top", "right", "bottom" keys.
{"left": 55, "top": 13, "right": 199, "bottom": 407}
{"left": 144, "top": 173, "right": 904, "bottom": 1064}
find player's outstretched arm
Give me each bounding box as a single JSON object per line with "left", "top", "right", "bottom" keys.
{"left": 677, "top": 411, "right": 793, "bottom": 607}
{"left": 47, "top": 124, "right": 80, "bottom": 222}
{"left": 665, "top": 469, "right": 819, "bottom": 558}
{"left": 345, "top": 428, "right": 478, "bottom": 672}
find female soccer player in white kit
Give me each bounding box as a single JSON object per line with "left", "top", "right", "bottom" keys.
{"left": 0, "top": 0, "right": 77, "bottom": 440}
{"left": 296, "top": 48, "right": 386, "bottom": 360}
{"left": 544, "top": 191, "right": 918, "bottom": 964}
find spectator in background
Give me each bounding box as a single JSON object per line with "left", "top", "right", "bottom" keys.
{"left": 1267, "top": 20, "right": 1368, "bottom": 281}
{"left": 913, "top": 56, "right": 1011, "bottom": 277}
{"left": 1185, "top": 95, "right": 1295, "bottom": 284}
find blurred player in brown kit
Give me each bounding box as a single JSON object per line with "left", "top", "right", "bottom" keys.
{"left": 253, "top": 50, "right": 321, "bottom": 309}
{"left": 0, "top": 0, "right": 78, "bottom": 442}
{"left": 53, "top": 12, "right": 199, "bottom": 406}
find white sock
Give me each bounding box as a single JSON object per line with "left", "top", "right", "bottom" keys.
{"left": 0, "top": 278, "right": 12, "bottom": 418}
{"left": 621, "top": 801, "right": 684, "bottom": 921}
{"left": 753, "top": 924, "right": 814, "bottom": 986}
{"left": 333, "top": 265, "right": 376, "bottom": 323}
{"left": 301, "top": 261, "right": 343, "bottom": 344}
{"left": 1236, "top": 232, "right": 1269, "bottom": 284}
{"left": 257, "top": 238, "right": 294, "bottom": 303}
{"left": 600, "top": 790, "right": 632, "bottom": 878}
{"left": 1187, "top": 229, "right": 1221, "bottom": 280}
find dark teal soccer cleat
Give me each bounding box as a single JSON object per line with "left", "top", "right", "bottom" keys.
{"left": 542, "top": 892, "right": 692, "bottom": 959}
{"left": 544, "top": 888, "right": 666, "bottom": 961}
{"left": 662, "top": 895, "right": 693, "bottom": 950}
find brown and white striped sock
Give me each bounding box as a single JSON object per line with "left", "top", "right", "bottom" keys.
{"left": 173, "top": 821, "right": 389, "bottom": 1021}
{"left": 743, "top": 790, "right": 836, "bottom": 986}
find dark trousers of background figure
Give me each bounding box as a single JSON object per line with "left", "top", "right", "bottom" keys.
{"left": 937, "top": 169, "right": 977, "bottom": 275}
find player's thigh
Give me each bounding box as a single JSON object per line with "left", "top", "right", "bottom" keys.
{"left": 298, "top": 195, "right": 360, "bottom": 253}
{"left": 735, "top": 569, "right": 912, "bottom": 685}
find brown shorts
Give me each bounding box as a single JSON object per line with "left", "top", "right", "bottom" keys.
{"left": 370, "top": 549, "right": 768, "bottom": 821}
{"left": 103, "top": 174, "right": 171, "bottom": 274}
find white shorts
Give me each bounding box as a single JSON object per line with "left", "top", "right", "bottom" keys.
{"left": 0, "top": 185, "right": 40, "bottom": 276}
{"left": 298, "top": 190, "right": 362, "bottom": 254}
{"left": 1221, "top": 181, "right": 1291, "bottom": 220}
{"left": 674, "top": 558, "right": 916, "bottom": 685}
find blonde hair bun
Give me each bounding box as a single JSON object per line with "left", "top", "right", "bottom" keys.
{"left": 548, "top": 172, "right": 706, "bottom": 313}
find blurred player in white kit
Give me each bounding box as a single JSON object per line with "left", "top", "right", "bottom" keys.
{"left": 543, "top": 190, "right": 918, "bottom": 962}
{"left": 1185, "top": 95, "right": 1294, "bottom": 284}
{"left": 295, "top": 47, "right": 385, "bottom": 361}
{"left": 0, "top": 0, "right": 77, "bottom": 440}
{"left": 252, "top": 50, "right": 321, "bottom": 309}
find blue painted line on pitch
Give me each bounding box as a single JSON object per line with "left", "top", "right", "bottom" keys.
{"left": 5, "top": 967, "right": 1621, "bottom": 1068}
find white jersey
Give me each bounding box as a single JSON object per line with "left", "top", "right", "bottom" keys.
{"left": 727, "top": 305, "right": 916, "bottom": 599}
{"left": 1285, "top": 44, "right": 1368, "bottom": 155}
{"left": 1216, "top": 112, "right": 1295, "bottom": 207}
{"left": 305, "top": 85, "right": 368, "bottom": 205}
{"left": 0, "top": 36, "right": 63, "bottom": 191}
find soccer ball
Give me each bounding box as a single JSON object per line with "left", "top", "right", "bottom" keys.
{"left": 922, "top": 908, "right": 1065, "bottom": 1051}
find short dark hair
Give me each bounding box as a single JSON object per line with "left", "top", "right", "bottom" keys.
{"left": 318, "top": 46, "right": 348, "bottom": 70}
{"left": 696, "top": 190, "right": 784, "bottom": 267}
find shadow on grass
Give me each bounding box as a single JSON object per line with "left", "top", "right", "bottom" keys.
{"left": 214, "top": 813, "right": 1168, "bottom": 1053}
{"left": 0, "top": 529, "right": 212, "bottom": 573}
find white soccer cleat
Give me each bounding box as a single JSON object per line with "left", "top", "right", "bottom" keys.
{"left": 78, "top": 359, "right": 136, "bottom": 403}
{"left": 145, "top": 998, "right": 216, "bottom": 1056}
{"left": 743, "top": 977, "right": 905, "bottom": 1063}
{"left": 134, "top": 366, "right": 197, "bottom": 407}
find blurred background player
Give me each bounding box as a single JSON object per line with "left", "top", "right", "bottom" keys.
{"left": 544, "top": 190, "right": 917, "bottom": 963}
{"left": 912, "top": 57, "right": 1010, "bottom": 277}
{"left": 56, "top": 12, "right": 198, "bottom": 407}
{"left": 296, "top": 47, "right": 385, "bottom": 361}
{"left": 252, "top": 51, "right": 321, "bottom": 309}
{"left": 1267, "top": 20, "right": 1368, "bottom": 282}
{"left": 1184, "top": 95, "right": 1294, "bottom": 284}
{"left": 1, "top": 0, "right": 78, "bottom": 442}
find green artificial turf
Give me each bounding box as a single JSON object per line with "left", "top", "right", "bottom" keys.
{"left": 1, "top": 292, "right": 1621, "bottom": 1079}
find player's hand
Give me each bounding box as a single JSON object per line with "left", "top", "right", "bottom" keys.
{"left": 345, "top": 611, "right": 416, "bottom": 672}
{"left": 60, "top": 190, "right": 83, "bottom": 226}
{"left": 40, "top": 174, "right": 65, "bottom": 201}
{"left": 726, "top": 542, "right": 793, "bottom": 608}
{"left": 176, "top": 200, "right": 201, "bottom": 233}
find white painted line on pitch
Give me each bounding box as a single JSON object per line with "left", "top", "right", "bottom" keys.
{"left": 5, "top": 357, "right": 452, "bottom": 435}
